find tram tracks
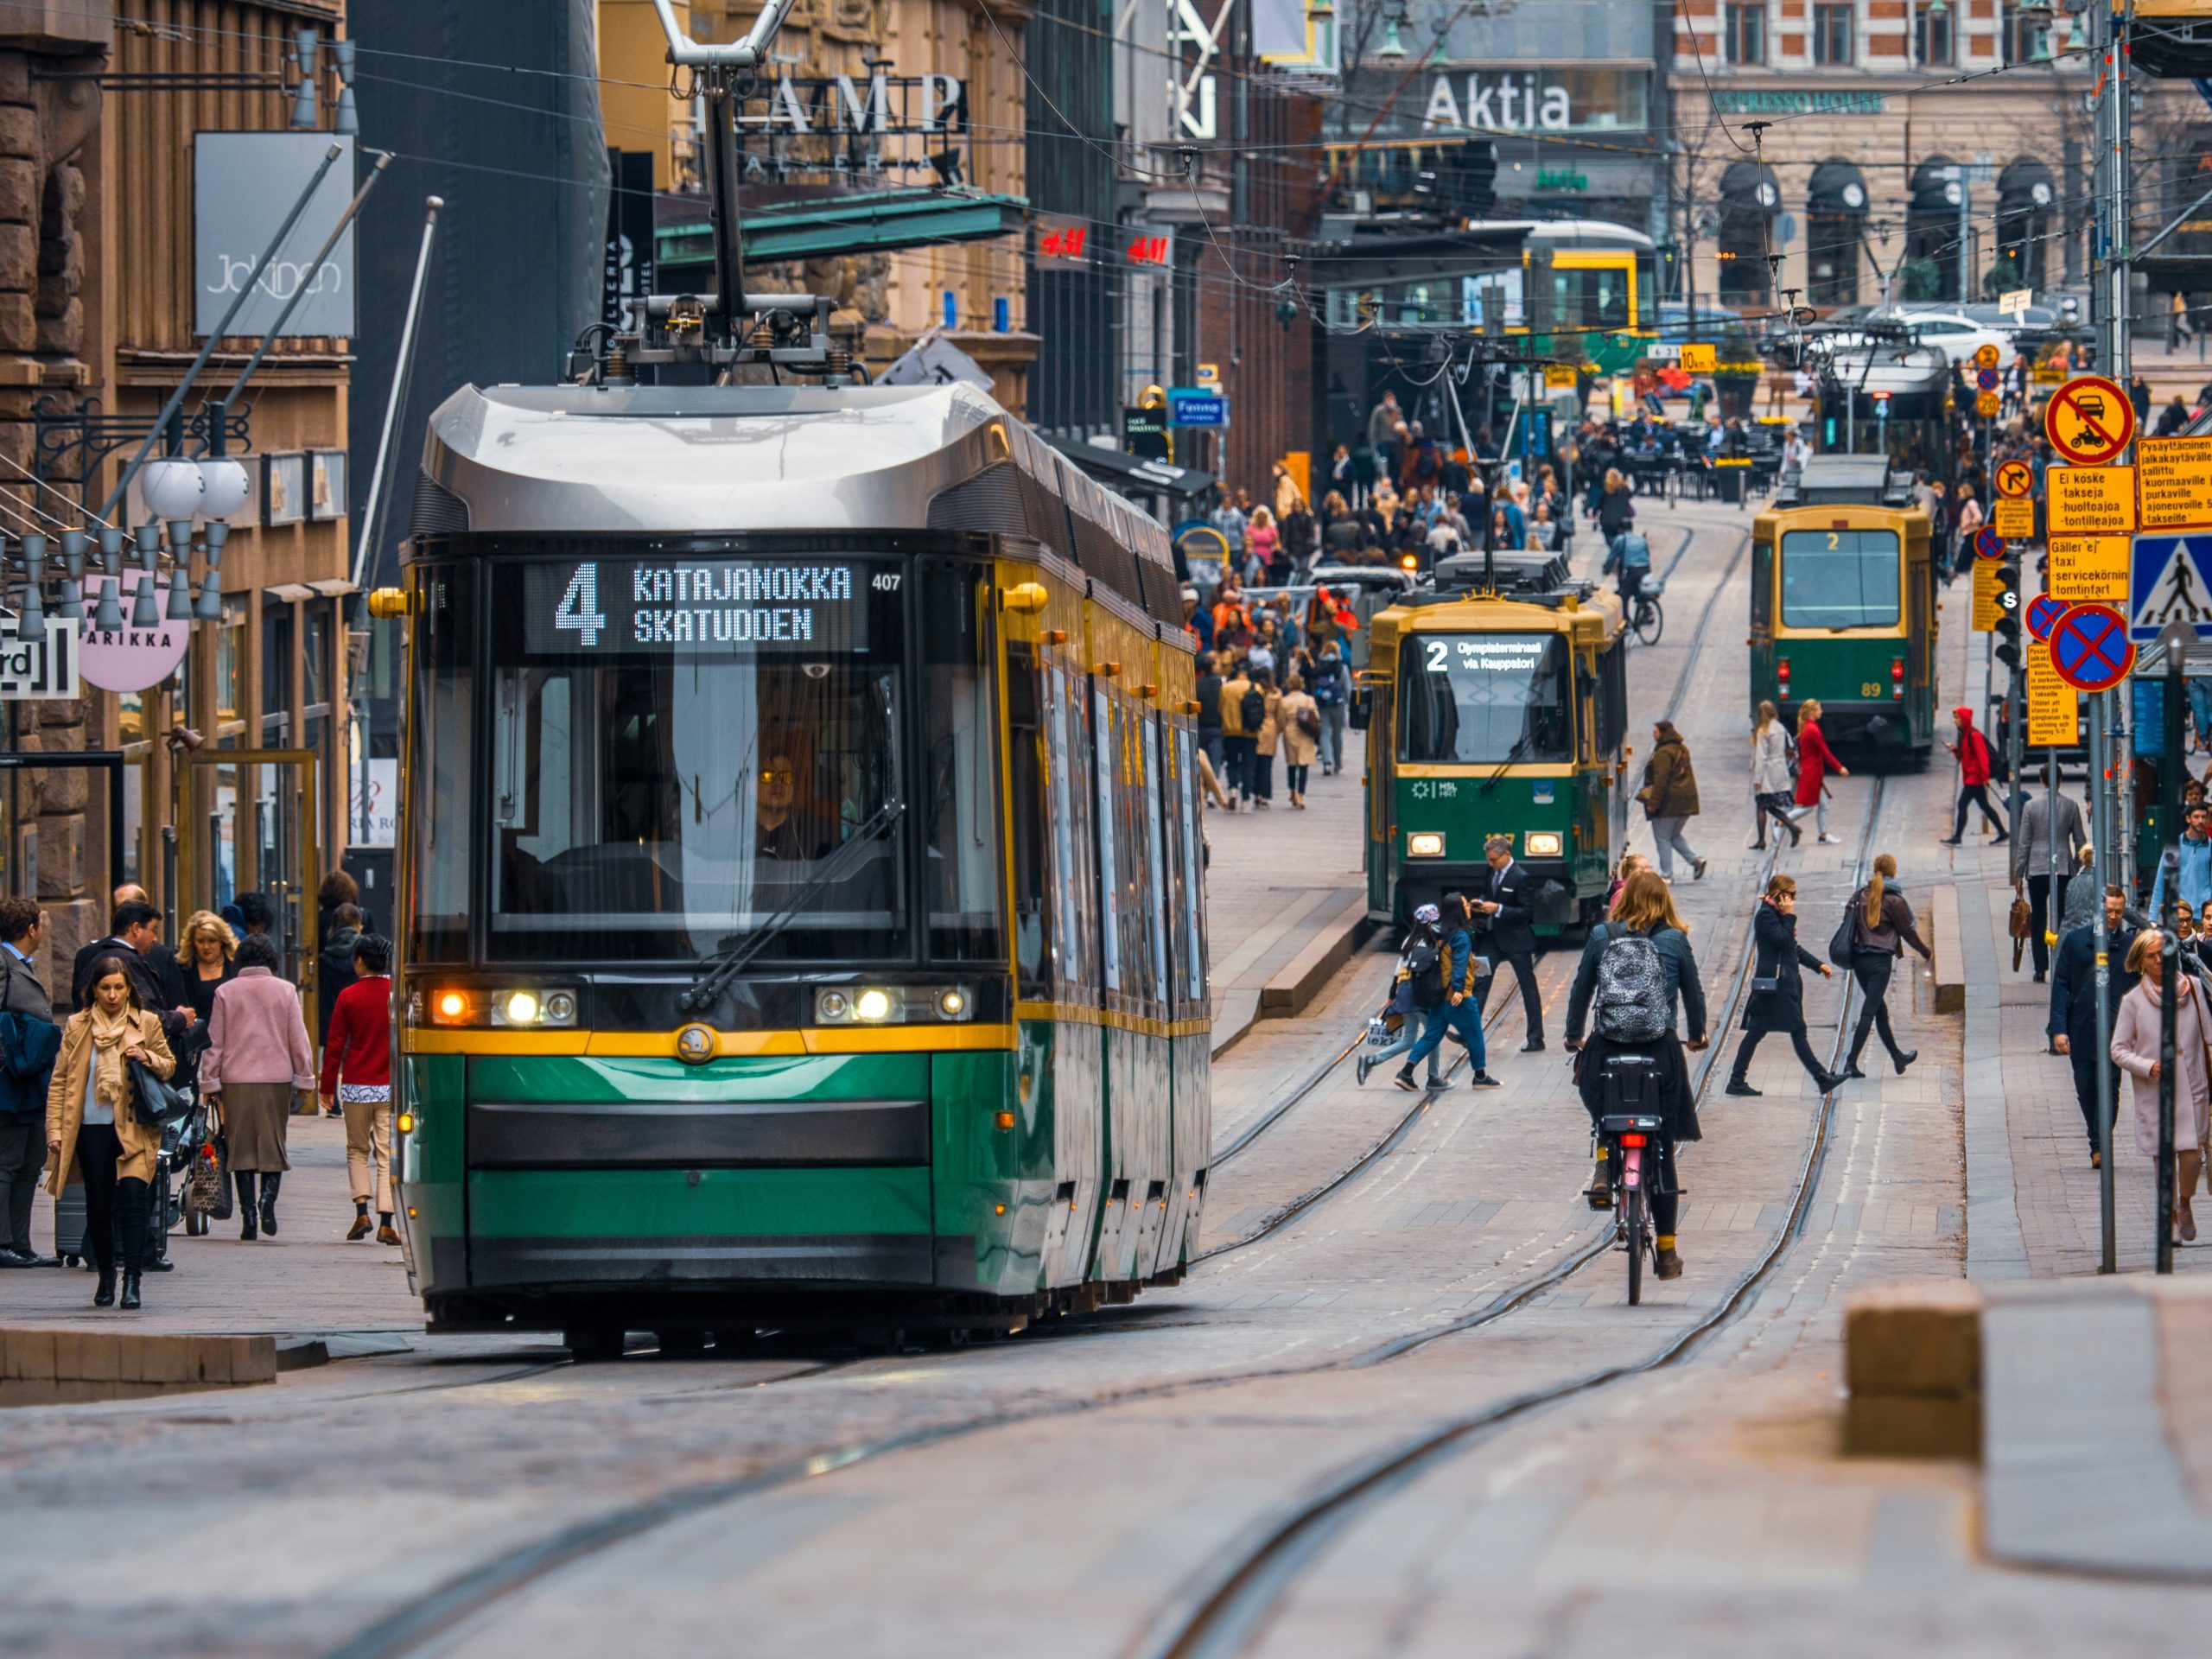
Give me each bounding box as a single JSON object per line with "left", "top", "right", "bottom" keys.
{"left": 1133, "top": 776, "right": 1896, "bottom": 1659}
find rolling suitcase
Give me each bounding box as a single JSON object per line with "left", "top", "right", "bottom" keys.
{"left": 53, "top": 1182, "right": 88, "bottom": 1268}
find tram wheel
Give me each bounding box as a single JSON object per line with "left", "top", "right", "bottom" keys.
{"left": 563, "top": 1326, "right": 627, "bottom": 1363}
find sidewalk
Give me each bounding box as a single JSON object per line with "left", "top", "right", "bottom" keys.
{"left": 1202, "top": 752, "right": 1371, "bottom": 1057}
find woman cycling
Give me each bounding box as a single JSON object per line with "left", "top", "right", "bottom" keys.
{"left": 1564, "top": 869, "right": 1707, "bottom": 1281}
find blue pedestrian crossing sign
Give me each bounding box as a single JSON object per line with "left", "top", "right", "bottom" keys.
{"left": 2130, "top": 533, "right": 2212, "bottom": 642}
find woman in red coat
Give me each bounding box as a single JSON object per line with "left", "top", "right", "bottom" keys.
{"left": 317, "top": 933, "right": 397, "bottom": 1245}
{"left": 1792, "top": 700, "right": 1848, "bottom": 844}
{"left": 1938, "top": 703, "right": 2009, "bottom": 847}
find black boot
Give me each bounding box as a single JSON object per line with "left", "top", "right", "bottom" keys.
{"left": 119, "top": 1271, "right": 141, "bottom": 1310}
{"left": 1842, "top": 1047, "right": 1869, "bottom": 1080}
{"left": 259, "top": 1172, "right": 282, "bottom": 1238}
{"left": 92, "top": 1265, "right": 115, "bottom": 1306}
{"left": 117, "top": 1179, "right": 149, "bottom": 1309}
{"left": 236, "top": 1171, "right": 258, "bottom": 1241}
{"left": 1725, "top": 1074, "right": 1762, "bottom": 1096}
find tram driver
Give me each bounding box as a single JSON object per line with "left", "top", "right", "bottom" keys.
{"left": 753, "top": 754, "right": 812, "bottom": 861}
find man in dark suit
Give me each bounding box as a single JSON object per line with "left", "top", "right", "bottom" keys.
{"left": 73, "top": 899, "right": 191, "bottom": 1036}
{"left": 1471, "top": 834, "right": 1547, "bottom": 1051}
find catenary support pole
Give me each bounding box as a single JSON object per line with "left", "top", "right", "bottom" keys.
{"left": 2158, "top": 621, "right": 2190, "bottom": 1271}
{"left": 350, "top": 196, "right": 442, "bottom": 595}
{"left": 2094, "top": 689, "right": 2118, "bottom": 1272}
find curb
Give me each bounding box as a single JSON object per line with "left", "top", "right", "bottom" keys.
{"left": 1211, "top": 898, "right": 1378, "bottom": 1061}
{"left": 0, "top": 1327, "right": 276, "bottom": 1404}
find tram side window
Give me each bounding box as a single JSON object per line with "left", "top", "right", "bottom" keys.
{"left": 1399, "top": 633, "right": 1572, "bottom": 765}
{"left": 1175, "top": 726, "right": 1207, "bottom": 1007}
{"left": 1046, "top": 665, "right": 1098, "bottom": 994}
{"left": 1596, "top": 642, "right": 1628, "bottom": 756}
{"left": 408, "top": 567, "right": 474, "bottom": 963}
{"left": 1779, "top": 529, "right": 1901, "bottom": 630}
{"left": 1142, "top": 715, "right": 1171, "bottom": 1021}
{"left": 1750, "top": 542, "right": 1772, "bottom": 631}
{"left": 922, "top": 565, "right": 1006, "bottom": 963}
{"left": 1007, "top": 642, "right": 1052, "bottom": 1000}
{"left": 1092, "top": 687, "right": 1122, "bottom": 995}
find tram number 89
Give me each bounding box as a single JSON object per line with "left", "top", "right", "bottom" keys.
{"left": 1860, "top": 682, "right": 1885, "bottom": 697}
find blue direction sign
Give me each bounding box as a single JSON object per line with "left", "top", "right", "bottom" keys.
{"left": 1166, "top": 387, "right": 1229, "bottom": 428}
{"left": 1977, "top": 366, "right": 2001, "bottom": 392}
{"left": 1974, "top": 525, "right": 2004, "bottom": 561}
{"left": 2025, "top": 594, "right": 2068, "bottom": 640}
{"left": 2050, "top": 602, "right": 2136, "bottom": 692}
{"left": 2129, "top": 532, "right": 2212, "bottom": 642}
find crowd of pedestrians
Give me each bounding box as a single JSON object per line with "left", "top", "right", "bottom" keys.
{"left": 0, "top": 870, "right": 394, "bottom": 1310}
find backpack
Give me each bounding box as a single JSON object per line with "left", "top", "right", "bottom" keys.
{"left": 1591, "top": 925, "right": 1669, "bottom": 1043}
{"left": 1241, "top": 687, "right": 1268, "bottom": 730}
{"left": 1405, "top": 932, "right": 1445, "bottom": 1009}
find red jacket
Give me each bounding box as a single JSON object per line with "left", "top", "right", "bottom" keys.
{"left": 1955, "top": 722, "right": 1993, "bottom": 787}
{"left": 1794, "top": 719, "right": 1840, "bottom": 805}
{"left": 319, "top": 975, "right": 392, "bottom": 1096}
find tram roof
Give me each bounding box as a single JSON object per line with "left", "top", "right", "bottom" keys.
{"left": 415, "top": 381, "right": 1176, "bottom": 579}
{"left": 1368, "top": 585, "right": 1623, "bottom": 648}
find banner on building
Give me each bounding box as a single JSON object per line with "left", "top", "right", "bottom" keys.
{"left": 194, "top": 133, "right": 358, "bottom": 339}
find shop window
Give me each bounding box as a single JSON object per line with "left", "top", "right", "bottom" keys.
{"left": 214, "top": 595, "right": 246, "bottom": 742}
{"left": 262, "top": 603, "right": 293, "bottom": 747}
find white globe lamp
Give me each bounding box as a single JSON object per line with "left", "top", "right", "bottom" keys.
{"left": 198, "top": 458, "right": 251, "bottom": 520}
{"left": 140, "top": 457, "right": 206, "bottom": 521}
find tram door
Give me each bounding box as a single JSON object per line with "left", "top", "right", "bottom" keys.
{"left": 175, "top": 749, "right": 321, "bottom": 1031}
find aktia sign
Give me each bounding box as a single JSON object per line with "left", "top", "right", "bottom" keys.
{"left": 1423, "top": 72, "right": 1575, "bottom": 133}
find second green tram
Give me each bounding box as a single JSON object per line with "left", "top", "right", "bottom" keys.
{"left": 1361, "top": 554, "right": 1630, "bottom": 930}
{"left": 1750, "top": 456, "right": 1938, "bottom": 760}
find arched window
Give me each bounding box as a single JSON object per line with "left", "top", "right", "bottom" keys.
{"left": 1805, "top": 159, "right": 1867, "bottom": 308}
{"left": 1995, "top": 159, "right": 2055, "bottom": 292}
{"left": 1905, "top": 156, "right": 1964, "bottom": 302}
{"left": 1717, "top": 161, "right": 1780, "bottom": 304}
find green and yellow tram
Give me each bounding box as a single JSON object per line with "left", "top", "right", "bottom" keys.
{"left": 381, "top": 383, "right": 1209, "bottom": 1350}
{"left": 1360, "top": 554, "right": 1629, "bottom": 929}
{"left": 1750, "top": 456, "right": 1938, "bottom": 760}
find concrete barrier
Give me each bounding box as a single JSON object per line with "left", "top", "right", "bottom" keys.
{"left": 1258, "top": 895, "right": 1376, "bottom": 1022}
{"left": 1929, "top": 884, "right": 1965, "bottom": 1014}
{"left": 1841, "top": 1280, "right": 1983, "bottom": 1459}
{"left": 0, "top": 1327, "right": 276, "bottom": 1405}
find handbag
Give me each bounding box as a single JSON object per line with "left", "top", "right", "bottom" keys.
{"left": 2009, "top": 894, "right": 2033, "bottom": 972}
{"left": 127, "top": 1056, "right": 192, "bottom": 1131}
{"left": 1828, "top": 897, "right": 1860, "bottom": 969}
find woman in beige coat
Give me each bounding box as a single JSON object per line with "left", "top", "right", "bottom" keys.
{"left": 1275, "top": 674, "right": 1321, "bottom": 808}
{"left": 2110, "top": 929, "right": 2211, "bottom": 1244}
{"left": 45, "top": 956, "right": 175, "bottom": 1309}
{"left": 1249, "top": 671, "right": 1285, "bottom": 808}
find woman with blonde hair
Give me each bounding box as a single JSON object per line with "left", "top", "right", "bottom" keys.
{"left": 2111, "top": 928, "right": 2211, "bottom": 1243}
{"left": 1749, "top": 701, "right": 1798, "bottom": 849}
{"left": 1841, "top": 854, "right": 1933, "bottom": 1078}
{"left": 178, "top": 909, "right": 238, "bottom": 1029}
{"left": 1791, "top": 699, "right": 1847, "bottom": 844}
{"left": 1727, "top": 873, "right": 1841, "bottom": 1096}
{"left": 1565, "top": 868, "right": 1708, "bottom": 1281}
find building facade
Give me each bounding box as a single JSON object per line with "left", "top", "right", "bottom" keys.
{"left": 2, "top": 0, "right": 356, "bottom": 1001}
{"left": 1668, "top": 0, "right": 2152, "bottom": 313}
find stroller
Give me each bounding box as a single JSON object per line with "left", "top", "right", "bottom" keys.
{"left": 171, "top": 1089, "right": 226, "bottom": 1238}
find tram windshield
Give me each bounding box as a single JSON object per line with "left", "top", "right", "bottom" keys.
{"left": 1779, "top": 529, "right": 1901, "bottom": 630}
{"left": 1397, "top": 632, "right": 1573, "bottom": 766}
{"left": 409, "top": 555, "right": 1004, "bottom": 965}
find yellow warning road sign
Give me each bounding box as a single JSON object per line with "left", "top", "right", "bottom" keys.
{"left": 1679, "top": 343, "right": 1716, "bottom": 372}
{"left": 2027, "top": 639, "right": 2079, "bottom": 747}
{"left": 1543, "top": 364, "right": 1579, "bottom": 388}
{"left": 2046, "top": 534, "right": 2132, "bottom": 601}
{"left": 2047, "top": 464, "right": 2138, "bottom": 534}
{"left": 1993, "top": 499, "right": 2035, "bottom": 539}
{"left": 2136, "top": 435, "right": 2212, "bottom": 532}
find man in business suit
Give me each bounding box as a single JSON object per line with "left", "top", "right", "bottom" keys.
{"left": 1471, "top": 835, "right": 1547, "bottom": 1051}
{"left": 72, "top": 899, "right": 191, "bottom": 1037}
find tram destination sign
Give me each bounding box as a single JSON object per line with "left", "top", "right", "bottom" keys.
{"left": 522, "top": 558, "right": 876, "bottom": 655}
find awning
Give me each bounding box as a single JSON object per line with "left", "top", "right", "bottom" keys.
{"left": 1042, "top": 434, "right": 1215, "bottom": 503}
{"left": 1998, "top": 158, "right": 2055, "bottom": 210}
{"left": 1807, "top": 159, "right": 1868, "bottom": 215}
{"left": 1719, "top": 161, "right": 1781, "bottom": 213}
{"left": 1910, "top": 157, "right": 1963, "bottom": 213}
{"left": 656, "top": 188, "right": 1030, "bottom": 272}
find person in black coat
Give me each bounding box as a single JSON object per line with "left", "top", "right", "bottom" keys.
{"left": 2047, "top": 884, "right": 2139, "bottom": 1167}
{"left": 71, "top": 900, "right": 190, "bottom": 1042}
{"left": 1726, "top": 874, "right": 1843, "bottom": 1096}
{"left": 1471, "top": 834, "right": 1547, "bottom": 1049}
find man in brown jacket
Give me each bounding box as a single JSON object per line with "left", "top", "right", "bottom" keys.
{"left": 1641, "top": 721, "right": 1707, "bottom": 881}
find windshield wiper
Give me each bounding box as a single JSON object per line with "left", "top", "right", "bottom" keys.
{"left": 1478, "top": 734, "right": 1534, "bottom": 796}
{"left": 676, "top": 798, "right": 907, "bottom": 1014}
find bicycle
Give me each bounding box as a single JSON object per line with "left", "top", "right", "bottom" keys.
{"left": 1626, "top": 572, "right": 1664, "bottom": 648}
{"left": 1598, "top": 1108, "right": 1666, "bottom": 1305}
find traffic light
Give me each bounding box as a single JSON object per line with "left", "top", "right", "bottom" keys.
{"left": 1993, "top": 558, "right": 2022, "bottom": 670}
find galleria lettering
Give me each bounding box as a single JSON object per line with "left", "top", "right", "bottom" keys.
{"left": 1423, "top": 73, "right": 1574, "bottom": 133}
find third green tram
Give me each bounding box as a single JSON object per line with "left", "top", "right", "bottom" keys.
{"left": 1750, "top": 454, "right": 1938, "bottom": 760}
{"left": 1361, "top": 552, "right": 1630, "bottom": 931}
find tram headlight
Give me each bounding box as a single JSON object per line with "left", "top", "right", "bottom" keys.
{"left": 814, "top": 985, "right": 976, "bottom": 1025}
{"left": 1524, "top": 831, "right": 1564, "bottom": 857}
{"left": 1407, "top": 832, "right": 1446, "bottom": 858}
{"left": 485, "top": 987, "right": 579, "bottom": 1027}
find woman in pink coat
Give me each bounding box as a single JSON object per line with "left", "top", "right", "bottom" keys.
{"left": 200, "top": 934, "right": 315, "bottom": 1241}
{"left": 2110, "top": 929, "right": 2210, "bottom": 1244}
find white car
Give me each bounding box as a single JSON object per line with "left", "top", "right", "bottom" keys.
{"left": 1871, "top": 308, "right": 2018, "bottom": 366}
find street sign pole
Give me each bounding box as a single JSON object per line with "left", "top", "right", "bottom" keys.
{"left": 2157, "top": 620, "right": 2192, "bottom": 1272}
{"left": 2093, "top": 688, "right": 2118, "bottom": 1273}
